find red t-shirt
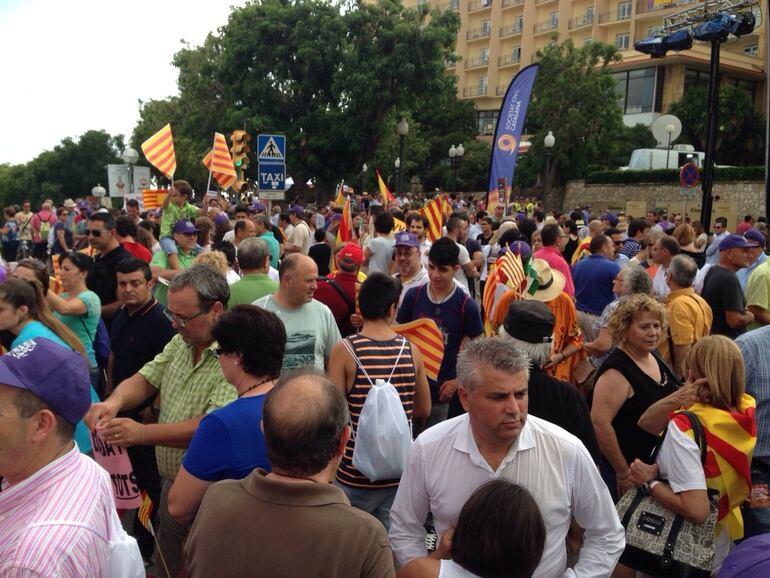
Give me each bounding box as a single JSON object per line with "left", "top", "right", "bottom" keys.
{"left": 122, "top": 241, "right": 152, "bottom": 263}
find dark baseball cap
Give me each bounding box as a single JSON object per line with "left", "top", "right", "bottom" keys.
{"left": 719, "top": 234, "right": 751, "bottom": 251}
{"left": 744, "top": 229, "right": 764, "bottom": 247}
{"left": 0, "top": 339, "right": 90, "bottom": 425}
{"left": 173, "top": 219, "right": 199, "bottom": 234}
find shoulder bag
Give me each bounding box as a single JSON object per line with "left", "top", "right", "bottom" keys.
{"left": 616, "top": 410, "right": 719, "bottom": 578}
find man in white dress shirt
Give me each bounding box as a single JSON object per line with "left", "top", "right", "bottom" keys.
{"left": 389, "top": 337, "right": 625, "bottom": 578}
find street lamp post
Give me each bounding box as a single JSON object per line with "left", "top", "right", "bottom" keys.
{"left": 543, "top": 131, "right": 555, "bottom": 214}
{"left": 394, "top": 157, "right": 401, "bottom": 195}
{"left": 360, "top": 163, "right": 368, "bottom": 195}
{"left": 448, "top": 144, "right": 465, "bottom": 195}
{"left": 92, "top": 184, "right": 107, "bottom": 207}
{"left": 121, "top": 147, "right": 139, "bottom": 208}
{"left": 396, "top": 117, "right": 409, "bottom": 195}
{"left": 665, "top": 124, "right": 676, "bottom": 169}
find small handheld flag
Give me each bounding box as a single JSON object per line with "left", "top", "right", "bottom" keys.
{"left": 202, "top": 133, "right": 237, "bottom": 190}
{"left": 141, "top": 124, "right": 177, "bottom": 178}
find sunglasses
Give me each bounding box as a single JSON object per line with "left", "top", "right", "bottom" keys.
{"left": 85, "top": 229, "right": 103, "bottom": 237}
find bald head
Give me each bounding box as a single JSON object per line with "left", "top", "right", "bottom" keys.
{"left": 262, "top": 372, "right": 349, "bottom": 477}
{"left": 277, "top": 254, "right": 318, "bottom": 308}
{"left": 588, "top": 220, "right": 603, "bottom": 236}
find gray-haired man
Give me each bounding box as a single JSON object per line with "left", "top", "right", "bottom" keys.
{"left": 389, "top": 337, "right": 624, "bottom": 578}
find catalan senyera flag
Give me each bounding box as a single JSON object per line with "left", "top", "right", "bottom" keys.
{"left": 496, "top": 249, "right": 526, "bottom": 293}
{"left": 142, "top": 189, "right": 169, "bottom": 210}
{"left": 202, "top": 133, "right": 237, "bottom": 190}
{"left": 137, "top": 491, "right": 155, "bottom": 535}
{"left": 375, "top": 170, "right": 396, "bottom": 205}
{"left": 334, "top": 184, "right": 345, "bottom": 207}
{"left": 419, "top": 196, "right": 445, "bottom": 242}
{"left": 392, "top": 318, "right": 444, "bottom": 382}
{"left": 141, "top": 124, "right": 177, "bottom": 177}
{"left": 336, "top": 197, "right": 353, "bottom": 245}
{"left": 393, "top": 218, "right": 407, "bottom": 233}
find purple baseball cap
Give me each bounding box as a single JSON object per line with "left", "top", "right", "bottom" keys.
{"left": 394, "top": 232, "right": 419, "bottom": 248}
{"left": 173, "top": 219, "right": 199, "bottom": 234}
{"left": 251, "top": 202, "right": 267, "bottom": 213}
{"left": 719, "top": 534, "right": 770, "bottom": 578}
{"left": 719, "top": 233, "right": 751, "bottom": 251}
{"left": 290, "top": 205, "right": 305, "bottom": 217}
{"left": 0, "top": 339, "right": 90, "bottom": 425}
{"left": 601, "top": 213, "right": 619, "bottom": 227}
{"left": 213, "top": 213, "right": 230, "bottom": 226}
{"left": 509, "top": 240, "right": 532, "bottom": 260}
{"left": 744, "top": 229, "right": 764, "bottom": 247}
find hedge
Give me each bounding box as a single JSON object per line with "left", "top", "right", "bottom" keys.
{"left": 585, "top": 166, "right": 765, "bottom": 184}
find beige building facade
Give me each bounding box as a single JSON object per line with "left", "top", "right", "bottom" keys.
{"left": 406, "top": 0, "right": 766, "bottom": 136}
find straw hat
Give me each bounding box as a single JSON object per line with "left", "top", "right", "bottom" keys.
{"left": 489, "top": 220, "right": 518, "bottom": 246}
{"left": 523, "top": 258, "right": 566, "bottom": 303}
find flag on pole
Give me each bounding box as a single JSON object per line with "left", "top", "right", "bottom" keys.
{"left": 391, "top": 318, "right": 444, "bottom": 381}
{"left": 496, "top": 249, "right": 526, "bottom": 293}
{"left": 202, "top": 133, "right": 237, "bottom": 190}
{"left": 337, "top": 197, "right": 353, "bottom": 244}
{"left": 137, "top": 492, "right": 155, "bottom": 535}
{"left": 375, "top": 170, "right": 395, "bottom": 205}
{"left": 334, "top": 183, "right": 346, "bottom": 207}
{"left": 393, "top": 218, "right": 407, "bottom": 233}
{"left": 142, "top": 189, "right": 169, "bottom": 210}
{"left": 419, "top": 196, "right": 444, "bottom": 242}
{"left": 141, "top": 124, "right": 177, "bottom": 178}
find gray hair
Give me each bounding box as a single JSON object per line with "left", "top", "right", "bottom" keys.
{"left": 237, "top": 237, "right": 269, "bottom": 271}
{"left": 168, "top": 264, "right": 230, "bottom": 308}
{"left": 457, "top": 337, "right": 530, "bottom": 391}
{"left": 668, "top": 254, "right": 698, "bottom": 288}
{"left": 253, "top": 214, "right": 271, "bottom": 228}
{"left": 498, "top": 328, "right": 551, "bottom": 368}
{"left": 622, "top": 264, "right": 653, "bottom": 295}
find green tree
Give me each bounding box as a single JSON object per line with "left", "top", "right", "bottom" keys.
{"left": 515, "top": 38, "right": 625, "bottom": 207}
{"left": 131, "top": 0, "right": 471, "bottom": 200}
{"left": 668, "top": 84, "right": 765, "bottom": 166}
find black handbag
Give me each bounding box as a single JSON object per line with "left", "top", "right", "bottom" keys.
{"left": 616, "top": 410, "right": 719, "bottom": 578}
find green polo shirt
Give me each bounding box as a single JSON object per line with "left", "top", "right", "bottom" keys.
{"left": 260, "top": 231, "right": 280, "bottom": 269}
{"left": 228, "top": 273, "right": 278, "bottom": 308}
{"left": 139, "top": 335, "right": 236, "bottom": 480}
{"left": 150, "top": 249, "right": 195, "bottom": 306}
{"left": 160, "top": 202, "right": 199, "bottom": 238}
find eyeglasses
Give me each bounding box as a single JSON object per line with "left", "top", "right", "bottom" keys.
{"left": 163, "top": 308, "right": 207, "bottom": 328}
{"left": 395, "top": 248, "right": 416, "bottom": 257}
{"left": 85, "top": 229, "right": 103, "bottom": 237}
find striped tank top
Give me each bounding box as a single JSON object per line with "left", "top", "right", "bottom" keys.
{"left": 336, "top": 333, "right": 417, "bottom": 489}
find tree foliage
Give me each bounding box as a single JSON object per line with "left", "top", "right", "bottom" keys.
{"left": 131, "top": 0, "right": 475, "bottom": 199}
{"left": 0, "top": 131, "right": 125, "bottom": 207}
{"left": 515, "top": 38, "right": 625, "bottom": 196}
{"left": 667, "top": 84, "right": 765, "bottom": 166}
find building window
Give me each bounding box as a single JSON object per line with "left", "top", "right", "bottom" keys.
{"left": 684, "top": 68, "right": 710, "bottom": 90}
{"left": 482, "top": 19, "right": 491, "bottom": 34}
{"left": 480, "top": 47, "right": 489, "bottom": 63}
{"left": 613, "top": 67, "right": 656, "bottom": 114}
{"left": 744, "top": 44, "right": 759, "bottom": 57}
{"left": 514, "top": 15, "right": 523, "bottom": 31}
{"left": 477, "top": 110, "right": 498, "bottom": 135}
{"left": 618, "top": 1, "right": 632, "bottom": 20}
{"left": 616, "top": 33, "right": 629, "bottom": 49}
{"left": 512, "top": 45, "right": 521, "bottom": 61}
{"left": 647, "top": 25, "right": 663, "bottom": 37}
{"left": 584, "top": 37, "right": 592, "bottom": 46}
{"left": 729, "top": 77, "right": 757, "bottom": 100}
{"left": 585, "top": 6, "right": 594, "bottom": 22}
{"left": 550, "top": 11, "right": 558, "bottom": 28}
{"left": 478, "top": 76, "right": 488, "bottom": 92}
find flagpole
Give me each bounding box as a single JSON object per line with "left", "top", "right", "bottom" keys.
{"left": 206, "top": 170, "right": 213, "bottom": 195}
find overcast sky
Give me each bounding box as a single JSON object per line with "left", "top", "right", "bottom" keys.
{"left": 0, "top": 0, "right": 247, "bottom": 165}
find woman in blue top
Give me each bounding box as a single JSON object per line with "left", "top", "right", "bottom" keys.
{"left": 0, "top": 277, "right": 98, "bottom": 453}
{"left": 167, "top": 305, "right": 286, "bottom": 526}
{"left": 45, "top": 252, "right": 101, "bottom": 385}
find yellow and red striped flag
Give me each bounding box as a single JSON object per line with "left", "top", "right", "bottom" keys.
{"left": 141, "top": 124, "right": 177, "bottom": 177}
{"left": 497, "top": 249, "right": 526, "bottom": 293}
{"left": 419, "top": 196, "right": 444, "bottom": 242}
{"left": 336, "top": 197, "right": 353, "bottom": 244}
{"left": 202, "top": 132, "right": 237, "bottom": 190}
{"left": 375, "top": 169, "right": 396, "bottom": 205}
{"left": 334, "top": 184, "right": 346, "bottom": 207}
{"left": 392, "top": 318, "right": 444, "bottom": 382}
{"left": 142, "top": 189, "right": 169, "bottom": 210}
{"left": 393, "top": 217, "right": 407, "bottom": 233}
{"left": 137, "top": 491, "right": 155, "bottom": 535}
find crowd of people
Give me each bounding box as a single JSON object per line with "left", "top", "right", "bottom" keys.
{"left": 1, "top": 182, "right": 769, "bottom": 578}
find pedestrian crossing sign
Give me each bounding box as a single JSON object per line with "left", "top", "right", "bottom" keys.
{"left": 257, "top": 134, "right": 286, "bottom": 162}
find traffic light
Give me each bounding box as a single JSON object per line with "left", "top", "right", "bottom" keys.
{"left": 234, "top": 180, "right": 251, "bottom": 193}
{"left": 231, "top": 130, "right": 251, "bottom": 170}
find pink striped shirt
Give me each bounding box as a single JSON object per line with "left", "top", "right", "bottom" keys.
{"left": 0, "top": 444, "right": 114, "bottom": 577}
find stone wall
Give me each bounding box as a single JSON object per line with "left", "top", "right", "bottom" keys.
{"left": 561, "top": 180, "right": 766, "bottom": 229}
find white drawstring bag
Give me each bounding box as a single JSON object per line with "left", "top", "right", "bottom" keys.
{"left": 344, "top": 338, "right": 412, "bottom": 482}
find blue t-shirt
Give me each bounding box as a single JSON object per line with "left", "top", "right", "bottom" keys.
{"left": 55, "top": 290, "right": 101, "bottom": 367}
{"left": 572, "top": 254, "right": 621, "bottom": 316}
{"left": 12, "top": 323, "right": 99, "bottom": 455}
{"left": 182, "top": 394, "right": 270, "bottom": 481}
{"left": 396, "top": 285, "right": 483, "bottom": 399}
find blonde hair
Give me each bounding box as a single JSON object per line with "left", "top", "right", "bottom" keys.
{"left": 672, "top": 223, "right": 695, "bottom": 246}
{"left": 192, "top": 251, "right": 228, "bottom": 277}
{"left": 685, "top": 335, "right": 745, "bottom": 411}
{"left": 607, "top": 293, "right": 668, "bottom": 342}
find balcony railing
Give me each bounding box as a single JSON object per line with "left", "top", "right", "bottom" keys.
{"left": 463, "top": 86, "right": 488, "bottom": 97}
{"left": 498, "top": 53, "right": 521, "bottom": 66}
{"left": 467, "top": 26, "right": 492, "bottom": 40}
{"left": 500, "top": 22, "right": 523, "bottom": 37}
{"left": 465, "top": 56, "right": 490, "bottom": 69}
{"left": 496, "top": 85, "right": 509, "bottom": 95}
{"left": 437, "top": 0, "right": 460, "bottom": 10}
{"left": 598, "top": 10, "right": 632, "bottom": 24}
{"left": 468, "top": 0, "right": 492, "bottom": 12}
{"left": 569, "top": 13, "right": 594, "bottom": 29}
{"left": 636, "top": 0, "right": 694, "bottom": 16}
{"left": 535, "top": 0, "right": 557, "bottom": 5}
{"left": 534, "top": 19, "right": 558, "bottom": 34}
{"left": 445, "top": 59, "right": 457, "bottom": 68}
{"left": 502, "top": 0, "right": 523, "bottom": 7}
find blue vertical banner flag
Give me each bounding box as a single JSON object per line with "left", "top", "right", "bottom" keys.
{"left": 486, "top": 64, "right": 539, "bottom": 214}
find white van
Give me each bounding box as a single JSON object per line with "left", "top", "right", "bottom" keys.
{"left": 623, "top": 145, "right": 705, "bottom": 170}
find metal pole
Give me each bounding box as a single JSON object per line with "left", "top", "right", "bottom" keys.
{"left": 765, "top": 0, "right": 770, "bottom": 219}
{"left": 700, "top": 39, "right": 720, "bottom": 232}
{"left": 666, "top": 132, "right": 672, "bottom": 170}
{"left": 398, "top": 135, "right": 405, "bottom": 196}
{"left": 544, "top": 151, "right": 551, "bottom": 214}
{"left": 452, "top": 159, "right": 457, "bottom": 195}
